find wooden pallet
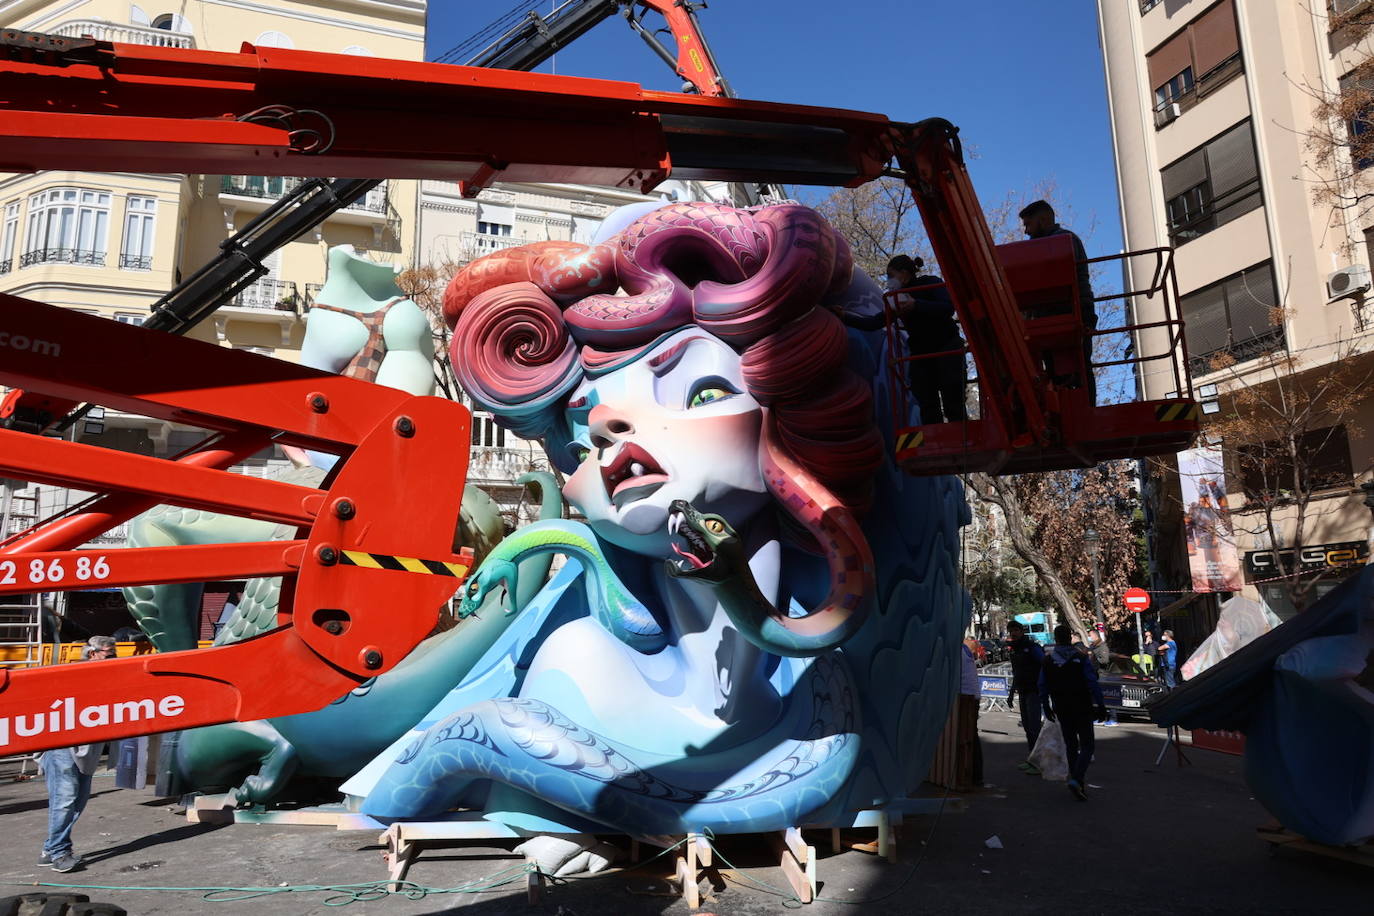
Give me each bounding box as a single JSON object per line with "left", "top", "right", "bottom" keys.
{"left": 1258, "top": 824, "right": 1374, "bottom": 868}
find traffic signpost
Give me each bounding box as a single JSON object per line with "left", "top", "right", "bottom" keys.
{"left": 1124, "top": 587, "right": 1151, "bottom": 674}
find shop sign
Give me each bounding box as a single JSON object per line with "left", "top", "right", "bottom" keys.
{"left": 1243, "top": 541, "right": 1369, "bottom": 578}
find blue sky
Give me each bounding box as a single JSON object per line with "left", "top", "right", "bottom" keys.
{"left": 426, "top": 0, "right": 1122, "bottom": 256}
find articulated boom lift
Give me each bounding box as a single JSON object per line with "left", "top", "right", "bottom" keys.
{"left": 0, "top": 31, "right": 1198, "bottom": 755}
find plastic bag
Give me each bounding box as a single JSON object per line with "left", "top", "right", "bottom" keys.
{"left": 1029, "top": 718, "right": 1068, "bottom": 782}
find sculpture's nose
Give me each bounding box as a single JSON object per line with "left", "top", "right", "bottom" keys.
{"left": 588, "top": 404, "right": 635, "bottom": 450}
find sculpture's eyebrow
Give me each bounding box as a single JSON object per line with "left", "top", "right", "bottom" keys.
{"left": 647, "top": 335, "right": 710, "bottom": 376}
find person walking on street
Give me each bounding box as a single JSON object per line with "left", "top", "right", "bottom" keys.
{"left": 960, "top": 636, "right": 984, "bottom": 790}
{"left": 1084, "top": 629, "right": 1118, "bottom": 727}
{"left": 1040, "top": 624, "right": 1107, "bottom": 801}
{"left": 40, "top": 635, "right": 116, "bottom": 873}
{"left": 1158, "top": 629, "right": 1180, "bottom": 688}
{"left": 1006, "top": 620, "right": 1045, "bottom": 774}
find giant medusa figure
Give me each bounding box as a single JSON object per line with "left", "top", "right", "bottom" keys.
{"left": 346, "top": 202, "right": 968, "bottom": 861}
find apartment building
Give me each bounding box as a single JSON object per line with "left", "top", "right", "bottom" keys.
{"left": 1097, "top": 0, "right": 1374, "bottom": 626}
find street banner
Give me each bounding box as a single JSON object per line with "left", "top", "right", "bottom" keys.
{"left": 1178, "top": 445, "right": 1243, "bottom": 593}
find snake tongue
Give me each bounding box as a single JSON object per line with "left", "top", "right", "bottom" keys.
{"left": 671, "top": 542, "right": 709, "bottom": 570}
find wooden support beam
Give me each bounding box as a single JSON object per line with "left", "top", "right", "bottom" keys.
{"left": 772, "top": 830, "right": 814, "bottom": 904}
{"left": 877, "top": 810, "right": 898, "bottom": 864}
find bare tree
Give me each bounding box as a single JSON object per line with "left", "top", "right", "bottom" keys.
{"left": 812, "top": 178, "right": 928, "bottom": 281}
{"left": 1301, "top": 3, "right": 1374, "bottom": 244}
{"left": 396, "top": 257, "right": 467, "bottom": 401}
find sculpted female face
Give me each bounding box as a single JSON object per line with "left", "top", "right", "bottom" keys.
{"left": 561, "top": 329, "right": 769, "bottom": 556}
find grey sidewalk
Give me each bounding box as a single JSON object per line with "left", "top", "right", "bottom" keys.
{"left": 1, "top": 712, "right": 1367, "bottom": 915}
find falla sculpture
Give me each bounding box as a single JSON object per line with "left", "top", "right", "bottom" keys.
{"left": 129, "top": 204, "right": 968, "bottom": 875}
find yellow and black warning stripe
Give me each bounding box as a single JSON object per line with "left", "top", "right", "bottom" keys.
{"left": 895, "top": 430, "right": 924, "bottom": 452}
{"left": 339, "top": 550, "right": 469, "bottom": 577}
{"left": 1155, "top": 401, "right": 1200, "bottom": 423}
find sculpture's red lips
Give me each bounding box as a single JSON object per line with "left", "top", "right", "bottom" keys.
{"left": 601, "top": 442, "right": 669, "bottom": 500}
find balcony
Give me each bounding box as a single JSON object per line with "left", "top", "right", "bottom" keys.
{"left": 119, "top": 253, "right": 152, "bottom": 270}
{"left": 467, "top": 446, "right": 543, "bottom": 482}
{"left": 0, "top": 259, "right": 10, "bottom": 275}
{"left": 219, "top": 176, "right": 388, "bottom": 215}
{"left": 20, "top": 248, "right": 104, "bottom": 268}
{"left": 231, "top": 278, "right": 299, "bottom": 311}
{"left": 304, "top": 283, "right": 324, "bottom": 308}
{"left": 1189, "top": 326, "right": 1286, "bottom": 378}
{"left": 461, "top": 231, "right": 522, "bottom": 256}
{"left": 49, "top": 19, "right": 194, "bottom": 49}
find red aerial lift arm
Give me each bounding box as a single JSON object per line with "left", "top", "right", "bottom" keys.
{"left": 0, "top": 29, "right": 888, "bottom": 188}
{"left": 0, "top": 296, "right": 473, "bottom": 756}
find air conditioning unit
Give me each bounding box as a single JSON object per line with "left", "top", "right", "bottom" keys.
{"left": 1326, "top": 264, "right": 1372, "bottom": 301}
{"left": 1156, "top": 102, "right": 1182, "bottom": 127}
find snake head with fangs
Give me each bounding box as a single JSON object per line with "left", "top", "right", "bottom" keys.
{"left": 665, "top": 499, "right": 743, "bottom": 584}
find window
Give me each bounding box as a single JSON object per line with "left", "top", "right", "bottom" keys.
{"left": 1162, "top": 120, "right": 1262, "bottom": 244}
{"left": 1140, "top": 0, "right": 1162, "bottom": 11}
{"left": 1181, "top": 261, "right": 1284, "bottom": 375}
{"left": 471, "top": 414, "right": 506, "bottom": 448}
{"left": 152, "top": 13, "right": 191, "bottom": 32}
{"left": 1236, "top": 426, "right": 1354, "bottom": 502}
{"left": 0, "top": 201, "right": 17, "bottom": 274}
{"left": 1147, "top": 0, "right": 1242, "bottom": 126}
{"left": 477, "top": 221, "right": 512, "bottom": 237}
{"left": 1340, "top": 72, "right": 1374, "bottom": 171}
{"left": 21, "top": 188, "right": 111, "bottom": 267}
{"left": 1155, "top": 67, "right": 1195, "bottom": 112}
{"left": 120, "top": 196, "right": 156, "bottom": 270}
{"left": 254, "top": 31, "right": 294, "bottom": 49}
{"left": 113, "top": 312, "right": 145, "bottom": 326}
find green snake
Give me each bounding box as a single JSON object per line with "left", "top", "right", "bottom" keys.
{"left": 458, "top": 415, "right": 875, "bottom": 656}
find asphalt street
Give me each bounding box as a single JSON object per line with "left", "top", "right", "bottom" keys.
{"left": 1, "top": 710, "right": 1368, "bottom": 915}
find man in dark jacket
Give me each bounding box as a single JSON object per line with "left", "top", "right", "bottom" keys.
{"left": 1005, "top": 620, "right": 1045, "bottom": 774}
{"left": 882, "top": 255, "right": 967, "bottom": 425}
{"left": 1019, "top": 200, "right": 1098, "bottom": 405}
{"left": 1039, "top": 624, "right": 1107, "bottom": 800}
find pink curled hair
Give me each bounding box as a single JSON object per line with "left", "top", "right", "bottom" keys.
{"left": 444, "top": 202, "right": 884, "bottom": 511}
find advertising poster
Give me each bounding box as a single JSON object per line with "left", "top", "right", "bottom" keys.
{"left": 1178, "top": 445, "right": 1243, "bottom": 592}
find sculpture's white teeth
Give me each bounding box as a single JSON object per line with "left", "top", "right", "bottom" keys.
{"left": 668, "top": 511, "right": 681, "bottom": 535}
{"left": 630, "top": 462, "right": 646, "bottom": 478}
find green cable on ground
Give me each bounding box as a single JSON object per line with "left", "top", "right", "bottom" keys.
{"left": 5, "top": 865, "right": 536, "bottom": 908}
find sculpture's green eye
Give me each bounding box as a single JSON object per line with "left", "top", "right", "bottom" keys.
{"left": 704, "top": 518, "right": 726, "bottom": 534}
{"left": 689, "top": 385, "right": 734, "bottom": 408}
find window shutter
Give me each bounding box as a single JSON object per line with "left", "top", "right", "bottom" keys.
{"left": 1191, "top": 0, "right": 1240, "bottom": 77}
{"left": 1223, "top": 262, "right": 1277, "bottom": 343}
{"left": 1205, "top": 121, "right": 1260, "bottom": 222}
{"left": 1162, "top": 148, "right": 1207, "bottom": 200}
{"left": 1147, "top": 31, "right": 1193, "bottom": 91}
{"left": 1181, "top": 281, "right": 1229, "bottom": 357}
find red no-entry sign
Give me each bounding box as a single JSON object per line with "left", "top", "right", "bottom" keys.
{"left": 1123, "top": 587, "right": 1151, "bottom": 613}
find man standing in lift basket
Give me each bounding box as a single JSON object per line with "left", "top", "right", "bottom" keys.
{"left": 1039, "top": 625, "right": 1107, "bottom": 801}
{"left": 39, "top": 635, "right": 116, "bottom": 873}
